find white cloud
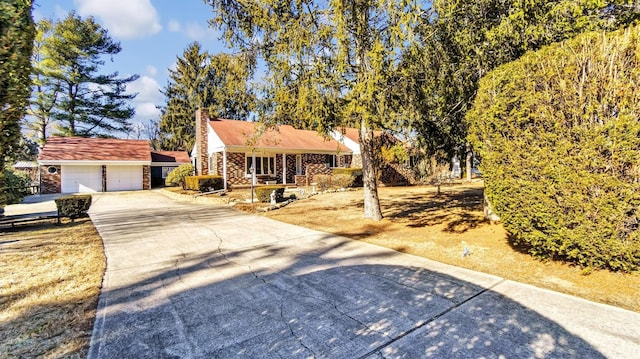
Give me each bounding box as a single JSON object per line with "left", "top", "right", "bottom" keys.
{"left": 146, "top": 65, "right": 158, "bottom": 77}
{"left": 134, "top": 102, "right": 161, "bottom": 120}
{"left": 74, "top": 0, "right": 162, "bottom": 39}
{"left": 168, "top": 19, "right": 181, "bottom": 32}
{"left": 184, "top": 22, "right": 217, "bottom": 41}
{"left": 127, "top": 75, "right": 162, "bottom": 104}
{"left": 126, "top": 75, "right": 163, "bottom": 122}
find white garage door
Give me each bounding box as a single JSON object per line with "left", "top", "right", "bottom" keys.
{"left": 61, "top": 165, "right": 103, "bottom": 193}
{"left": 106, "top": 165, "right": 143, "bottom": 191}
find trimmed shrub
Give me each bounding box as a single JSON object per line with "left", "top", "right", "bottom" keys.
{"left": 466, "top": 26, "right": 640, "bottom": 271}
{"left": 332, "top": 168, "right": 363, "bottom": 187}
{"left": 55, "top": 195, "right": 92, "bottom": 221}
{"left": 165, "top": 164, "right": 194, "bottom": 189}
{"left": 185, "top": 175, "right": 224, "bottom": 192}
{"left": 313, "top": 174, "right": 332, "bottom": 191}
{"left": 332, "top": 174, "right": 355, "bottom": 189}
{"left": 254, "top": 185, "right": 285, "bottom": 203}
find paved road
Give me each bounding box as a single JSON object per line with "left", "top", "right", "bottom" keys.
{"left": 87, "top": 191, "right": 640, "bottom": 358}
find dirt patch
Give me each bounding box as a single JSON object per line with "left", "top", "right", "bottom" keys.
{"left": 254, "top": 182, "right": 640, "bottom": 312}
{"left": 0, "top": 218, "right": 106, "bottom": 358}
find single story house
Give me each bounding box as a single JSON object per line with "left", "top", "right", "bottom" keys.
{"left": 192, "top": 109, "right": 352, "bottom": 188}
{"left": 38, "top": 137, "right": 188, "bottom": 194}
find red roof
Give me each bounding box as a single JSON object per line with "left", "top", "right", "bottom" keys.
{"left": 334, "top": 127, "right": 385, "bottom": 144}
{"left": 209, "top": 119, "right": 350, "bottom": 153}
{"left": 151, "top": 150, "right": 190, "bottom": 163}
{"left": 39, "top": 137, "right": 151, "bottom": 161}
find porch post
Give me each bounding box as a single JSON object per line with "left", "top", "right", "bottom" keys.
{"left": 222, "top": 149, "right": 228, "bottom": 190}
{"left": 282, "top": 153, "right": 287, "bottom": 184}
{"left": 252, "top": 153, "right": 256, "bottom": 185}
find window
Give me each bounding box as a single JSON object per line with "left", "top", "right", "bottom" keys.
{"left": 326, "top": 154, "right": 344, "bottom": 168}
{"left": 161, "top": 166, "right": 176, "bottom": 179}
{"left": 246, "top": 155, "right": 275, "bottom": 175}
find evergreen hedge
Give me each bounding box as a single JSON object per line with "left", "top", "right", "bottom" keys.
{"left": 185, "top": 175, "right": 224, "bottom": 192}
{"left": 467, "top": 26, "right": 640, "bottom": 271}
{"left": 55, "top": 195, "right": 92, "bottom": 221}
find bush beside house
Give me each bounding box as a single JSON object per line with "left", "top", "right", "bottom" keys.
{"left": 165, "top": 164, "right": 194, "bottom": 189}
{"left": 185, "top": 175, "right": 224, "bottom": 192}
{"left": 467, "top": 26, "right": 640, "bottom": 271}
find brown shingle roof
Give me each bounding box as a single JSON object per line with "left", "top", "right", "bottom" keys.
{"left": 209, "top": 119, "right": 350, "bottom": 153}
{"left": 151, "top": 150, "right": 190, "bottom": 163}
{"left": 334, "top": 127, "right": 385, "bottom": 144}
{"left": 39, "top": 137, "right": 151, "bottom": 161}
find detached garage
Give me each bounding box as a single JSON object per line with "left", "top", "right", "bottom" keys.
{"left": 39, "top": 137, "right": 152, "bottom": 194}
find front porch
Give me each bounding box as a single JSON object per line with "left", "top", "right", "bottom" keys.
{"left": 209, "top": 151, "right": 352, "bottom": 189}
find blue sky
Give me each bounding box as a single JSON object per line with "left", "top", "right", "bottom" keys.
{"left": 34, "top": 0, "right": 229, "bottom": 126}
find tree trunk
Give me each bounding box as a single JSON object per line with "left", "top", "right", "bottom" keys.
{"left": 483, "top": 190, "right": 500, "bottom": 222}
{"left": 360, "top": 119, "right": 383, "bottom": 220}
{"left": 466, "top": 142, "right": 472, "bottom": 182}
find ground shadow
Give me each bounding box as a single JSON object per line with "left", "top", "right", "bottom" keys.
{"left": 82, "top": 194, "right": 607, "bottom": 358}
{"left": 381, "top": 188, "right": 488, "bottom": 233}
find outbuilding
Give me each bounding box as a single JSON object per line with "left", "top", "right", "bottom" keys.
{"left": 38, "top": 137, "right": 152, "bottom": 194}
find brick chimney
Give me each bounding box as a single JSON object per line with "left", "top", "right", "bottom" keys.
{"left": 195, "top": 108, "right": 209, "bottom": 175}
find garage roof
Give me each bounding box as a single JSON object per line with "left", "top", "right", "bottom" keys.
{"left": 151, "top": 151, "right": 190, "bottom": 163}
{"left": 39, "top": 137, "right": 152, "bottom": 162}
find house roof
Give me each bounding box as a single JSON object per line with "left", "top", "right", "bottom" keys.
{"left": 334, "top": 127, "right": 386, "bottom": 144}
{"left": 151, "top": 150, "right": 190, "bottom": 163}
{"left": 209, "top": 119, "right": 350, "bottom": 153}
{"left": 39, "top": 137, "right": 151, "bottom": 162}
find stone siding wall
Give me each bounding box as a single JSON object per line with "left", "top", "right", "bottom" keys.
{"left": 143, "top": 165, "right": 151, "bottom": 190}
{"left": 226, "top": 152, "right": 251, "bottom": 186}
{"left": 306, "top": 163, "right": 332, "bottom": 183}
{"left": 295, "top": 175, "right": 307, "bottom": 187}
{"left": 195, "top": 109, "right": 209, "bottom": 175}
{"left": 285, "top": 155, "right": 297, "bottom": 183}
{"left": 40, "top": 165, "right": 61, "bottom": 194}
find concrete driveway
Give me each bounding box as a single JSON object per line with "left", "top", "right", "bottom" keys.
{"left": 87, "top": 191, "right": 640, "bottom": 358}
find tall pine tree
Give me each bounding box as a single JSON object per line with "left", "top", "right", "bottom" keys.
{"left": 33, "top": 12, "right": 138, "bottom": 138}
{"left": 27, "top": 19, "right": 60, "bottom": 146}
{"left": 0, "top": 0, "right": 35, "bottom": 167}
{"left": 0, "top": 0, "right": 34, "bottom": 209}
{"left": 159, "top": 42, "right": 255, "bottom": 152}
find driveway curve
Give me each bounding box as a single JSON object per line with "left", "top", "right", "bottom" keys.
{"left": 87, "top": 191, "right": 640, "bottom": 358}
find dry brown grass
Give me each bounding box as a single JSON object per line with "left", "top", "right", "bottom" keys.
{"left": 0, "top": 218, "right": 105, "bottom": 358}
{"left": 250, "top": 182, "right": 640, "bottom": 312}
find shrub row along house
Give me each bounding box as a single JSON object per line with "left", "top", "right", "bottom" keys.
{"left": 38, "top": 137, "right": 189, "bottom": 194}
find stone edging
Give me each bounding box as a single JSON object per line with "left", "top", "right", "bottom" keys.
{"left": 158, "top": 188, "right": 233, "bottom": 205}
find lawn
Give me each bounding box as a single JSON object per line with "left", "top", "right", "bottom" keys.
{"left": 243, "top": 182, "right": 639, "bottom": 312}
{"left": 0, "top": 218, "right": 105, "bottom": 358}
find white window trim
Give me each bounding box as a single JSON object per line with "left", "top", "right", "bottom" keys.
{"left": 245, "top": 154, "right": 276, "bottom": 176}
